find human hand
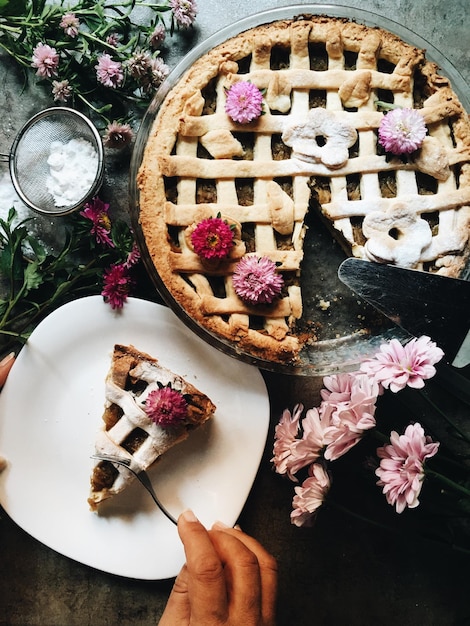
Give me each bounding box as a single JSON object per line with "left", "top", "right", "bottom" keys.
{"left": 0, "top": 353, "right": 15, "bottom": 389}
{"left": 158, "top": 510, "right": 277, "bottom": 626}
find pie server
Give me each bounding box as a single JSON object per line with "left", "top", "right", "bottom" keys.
{"left": 338, "top": 257, "right": 470, "bottom": 369}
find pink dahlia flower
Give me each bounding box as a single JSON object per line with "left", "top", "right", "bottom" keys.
{"left": 271, "top": 404, "right": 303, "bottom": 478}
{"left": 360, "top": 336, "right": 444, "bottom": 393}
{"left": 103, "top": 121, "right": 134, "bottom": 149}
{"left": 31, "top": 43, "right": 59, "bottom": 78}
{"left": 191, "top": 216, "right": 234, "bottom": 260}
{"left": 233, "top": 255, "right": 284, "bottom": 305}
{"left": 225, "top": 81, "right": 264, "bottom": 124}
{"left": 60, "top": 12, "right": 80, "bottom": 37}
{"left": 95, "top": 53, "right": 124, "bottom": 88}
{"left": 322, "top": 372, "right": 379, "bottom": 461}
{"left": 145, "top": 386, "right": 188, "bottom": 427}
{"left": 376, "top": 422, "right": 439, "bottom": 513}
{"left": 170, "top": 0, "right": 198, "bottom": 28}
{"left": 291, "top": 463, "right": 331, "bottom": 527}
{"left": 80, "top": 197, "right": 114, "bottom": 247}
{"left": 378, "top": 107, "right": 426, "bottom": 155}
{"left": 101, "top": 263, "right": 130, "bottom": 309}
{"left": 272, "top": 405, "right": 325, "bottom": 481}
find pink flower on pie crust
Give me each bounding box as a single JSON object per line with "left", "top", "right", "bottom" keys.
{"left": 378, "top": 108, "right": 426, "bottom": 155}
{"left": 145, "top": 386, "right": 188, "bottom": 427}
{"left": 31, "top": 43, "right": 59, "bottom": 78}
{"left": 225, "top": 81, "right": 264, "bottom": 124}
{"left": 190, "top": 216, "right": 234, "bottom": 260}
{"left": 233, "top": 255, "right": 284, "bottom": 305}
{"left": 376, "top": 422, "right": 439, "bottom": 513}
{"left": 291, "top": 463, "right": 331, "bottom": 527}
{"left": 360, "top": 336, "right": 444, "bottom": 393}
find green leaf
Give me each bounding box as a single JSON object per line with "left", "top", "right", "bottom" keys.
{"left": 0, "top": 0, "right": 27, "bottom": 16}
{"left": 23, "top": 261, "right": 44, "bottom": 292}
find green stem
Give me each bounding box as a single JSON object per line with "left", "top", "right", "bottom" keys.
{"left": 426, "top": 468, "right": 470, "bottom": 498}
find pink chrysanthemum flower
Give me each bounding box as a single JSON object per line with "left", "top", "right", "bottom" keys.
{"left": 52, "top": 79, "right": 72, "bottom": 102}
{"left": 31, "top": 43, "right": 59, "bottom": 78}
{"left": 233, "top": 255, "right": 284, "bottom": 305}
{"left": 291, "top": 463, "right": 331, "bottom": 527}
{"left": 376, "top": 422, "right": 439, "bottom": 514}
{"left": 149, "top": 24, "right": 166, "bottom": 49}
{"left": 191, "top": 216, "right": 234, "bottom": 260}
{"left": 60, "top": 12, "right": 80, "bottom": 37}
{"left": 124, "top": 241, "right": 141, "bottom": 269}
{"left": 144, "top": 386, "right": 188, "bottom": 427}
{"left": 103, "top": 121, "right": 134, "bottom": 149}
{"left": 170, "top": 0, "right": 198, "bottom": 28}
{"left": 378, "top": 108, "right": 427, "bottom": 155}
{"left": 101, "top": 263, "right": 130, "bottom": 309}
{"left": 321, "top": 372, "right": 379, "bottom": 461}
{"left": 271, "top": 404, "right": 303, "bottom": 479}
{"left": 360, "top": 336, "right": 444, "bottom": 393}
{"left": 225, "top": 81, "right": 264, "bottom": 124}
{"left": 106, "top": 33, "right": 121, "bottom": 48}
{"left": 95, "top": 53, "right": 124, "bottom": 88}
{"left": 80, "top": 197, "right": 114, "bottom": 247}
{"left": 149, "top": 57, "right": 170, "bottom": 89}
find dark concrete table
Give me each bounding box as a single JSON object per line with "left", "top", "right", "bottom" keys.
{"left": 1, "top": 1, "right": 469, "bottom": 624}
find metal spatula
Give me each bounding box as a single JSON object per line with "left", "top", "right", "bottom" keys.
{"left": 338, "top": 258, "right": 470, "bottom": 368}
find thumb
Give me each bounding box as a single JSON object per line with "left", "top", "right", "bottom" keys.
{"left": 157, "top": 565, "right": 191, "bottom": 626}
{"left": 0, "top": 353, "right": 15, "bottom": 388}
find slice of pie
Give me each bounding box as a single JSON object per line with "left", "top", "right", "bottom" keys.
{"left": 88, "top": 344, "right": 216, "bottom": 510}
{"left": 135, "top": 14, "right": 470, "bottom": 365}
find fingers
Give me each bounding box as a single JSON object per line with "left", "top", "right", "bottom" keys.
{"left": 0, "top": 353, "right": 15, "bottom": 388}
{"left": 211, "top": 523, "right": 278, "bottom": 626}
{"left": 207, "top": 527, "right": 264, "bottom": 624}
{"left": 177, "top": 509, "right": 229, "bottom": 623}
{"left": 157, "top": 565, "right": 190, "bottom": 626}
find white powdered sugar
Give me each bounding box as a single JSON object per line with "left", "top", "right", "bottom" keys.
{"left": 46, "top": 138, "right": 99, "bottom": 207}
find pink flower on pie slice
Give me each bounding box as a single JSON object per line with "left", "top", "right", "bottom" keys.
{"left": 360, "top": 336, "right": 444, "bottom": 393}
{"left": 144, "top": 385, "right": 188, "bottom": 427}
{"left": 378, "top": 107, "right": 427, "bottom": 155}
{"left": 225, "top": 81, "right": 264, "bottom": 124}
{"left": 233, "top": 255, "right": 284, "bottom": 305}
{"left": 191, "top": 216, "right": 234, "bottom": 260}
{"left": 375, "top": 422, "right": 439, "bottom": 514}
{"left": 290, "top": 463, "right": 331, "bottom": 527}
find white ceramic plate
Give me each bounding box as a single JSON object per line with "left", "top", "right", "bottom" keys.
{"left": 0, "top": 296, "right": 269, "bottom": 580}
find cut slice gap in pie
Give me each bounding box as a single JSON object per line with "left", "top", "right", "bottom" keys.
{"left": 88, "top": 344, "right": 216, "bottom": 511}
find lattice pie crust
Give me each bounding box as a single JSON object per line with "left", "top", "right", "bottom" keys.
{"left": 88, "top": 344, "right": 216, "bottom": 510}
{"left": 137, "top": 15, "right": 470, "bottom": 364}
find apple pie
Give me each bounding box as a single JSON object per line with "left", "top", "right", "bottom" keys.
{"left": 136, "top": 14, "right": 470, "bottom": 365}
{"left": 88, "top": 344, "right": 216, "bottom": 510}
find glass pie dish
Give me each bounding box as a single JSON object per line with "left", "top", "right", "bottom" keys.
{"left": 129, "top": 4, "right": 470, "bottom": 376}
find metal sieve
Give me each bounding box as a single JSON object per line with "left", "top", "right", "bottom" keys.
{"left": 1, "top": 107, "right": 104, "bottom": 216}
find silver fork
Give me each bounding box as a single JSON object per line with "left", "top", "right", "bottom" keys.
{"left": 91, "top": 454, "right": 177, "bottom": 525}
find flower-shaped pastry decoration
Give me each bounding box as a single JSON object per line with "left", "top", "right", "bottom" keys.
{"left": 282, "top": 108, "right": 357, "bottom": 169}
{"left": 233, "top": 255, "right": 284, "bottom": 305}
